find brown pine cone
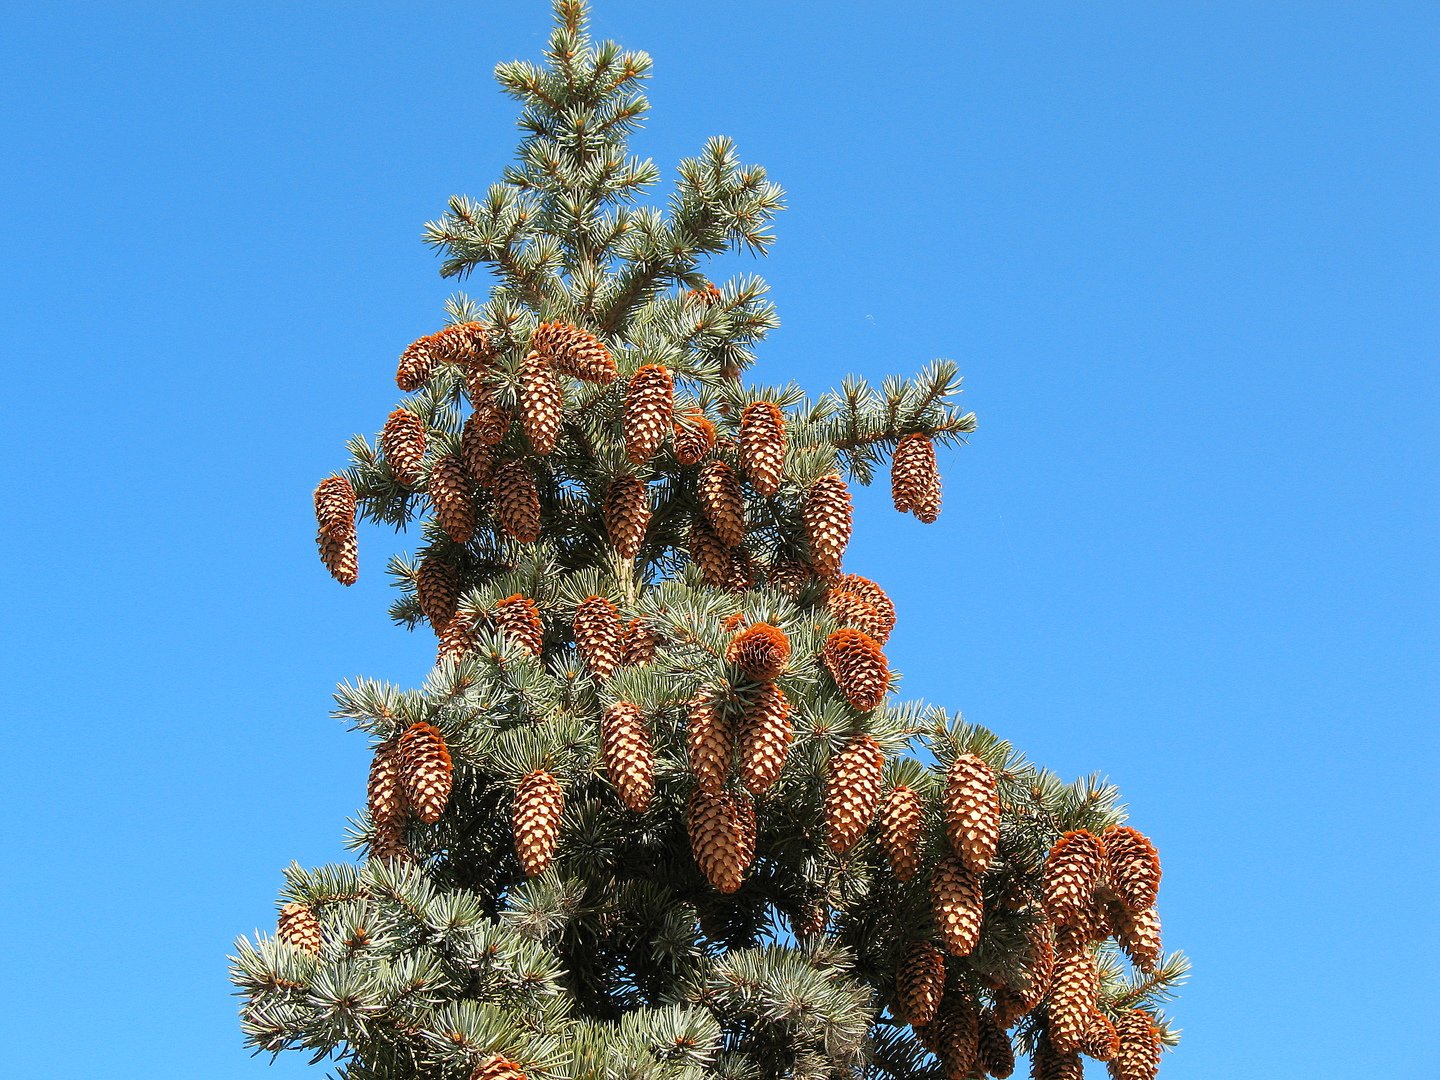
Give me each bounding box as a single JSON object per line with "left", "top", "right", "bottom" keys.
{"left": 738, "top": 400, "right": 786, "bottom": 497}
{"left": 673, "top": 411, "right": 717, "bottom": 465}
{"left": 428, "top": 455, "right": 476, "bottom": 544}
{"left": 573, "top": 595, "right": 623, "bottom": 681}
{"left": 943, "top": 754, "right": 1001, "bottom": 874}
{"left": 470, "top": 1054, "right": 527, "bottom": 1080}
{"left": 531, "top": 320, "right": 616, "bottom": 383}
{"left": 1080, "top": 1012, "right": 1120, "bottom": 1062}
{"left": 931, "top": 855, "right": 984, "bottom": 956}
{"left": 895, "top": 941, "right": 946, "bottom": 1027}
{"left": 1032, "top": 1037, "right": 1084, "bottom": 1080}
{"left": 736, "top": 681, "right": 792, "bottom": 794}
{"left": 725, "top": 623, "right": 791, "bottom": 681}
{"left": 933, "top": 994, "right": 980, "bottom": 1079}
{"left": 689, "top": 515, "right": 734, "bottom": 587}
{"left": 620, "top": 618, "right": 657, "bottom": 666}
{"left": 824, "top": 735, "right": 885, "bottom": 854}
{"left": 766, "top": 560, "right": 815, "bottom": 598}
{"left": 1047, "top": 936, "right": 1099, "bottom": 1055}
{"left": 835, "top": 573, "right": 897, "bottom": 640}
{"left": 992, "top": 987, "right": 1030, "bottom": 1031}
{"left": 1113, "top": 904, "right": 1162, "bottom": 973}
{"left": 437, "top": 610, "right": 478, "bottom": 663}
{"left": 687, "top": 693, "right": 734, "bottom": 794}
{"left": 877, "top": 785, "right": 925, "bottom": 881}
{"left": 1107, "top": 1010, "right": 1162, "bottom": 1080}
{"left": 684, "top": 282, "right": 723, "bottom": 307}
{"left": 821, "top": 628, "right": 891, "bottom": 711}
{"left": 367, "top": 737, "right": 406, "bottom": 830}
{"left": 601, "top": 701, "right": 653, "bottom": 812}
{"left": 802, "top": 473, "right": 853, "bottom": 578}
{"left": 314, "top": 474, "right": 358, "bottom": 586}
{"left": 395, "top": 333, "right": 437, "bottom": 392}
{"left": 826, "top": 589, "right": 889, "bottom": 644}
{"left": 1020, "top": 921, "right": 1057, "bottom": 1010}
{"left": 513, "top": 770, "right": 563, "bottom": 877}
{"left": 518, "top": 351, "right": 563, "bottom": 455}
{"left": 493, "top": 594, "right": 544, "bottom": 657}
{"left": 977, "top": 1010, "right": 1016, "bottom": 1078}
{"left": 464, "top": 381, "right": 511, "bottom": 446}
{"left": 794, "top": 897, "right": 828, "bottom": 939}
{"left": 726, "top": 548, "right": 758, "bottom": 593}
{"left": 380, "top": 407, "right": 426, "bottom": 487}
{"left": 687, "top": 788, "right": 756, "bottom": 893}
{"left": 493, "top": 460, "right": 541, "bottom": 544}
{"left": 1102, "top": 826, "right": 1161, "bottom": 912}
{"left": 416, "top": 550, "right": 460, "bottom": 631}
{"left": 368, "top": 818, "right": 411, "bottom": 865}
{"left": 622, "top": 364, "right": 674, "bottom": 464}
{"left": 697, "top": 459, "right": 746, "bottom": 547}
{"left": 603, "top": 474, "right": 651, "bottom": 560}
{"left": 397, "top": 722, "right": 452, "bottom": 824}
{"left": 432, "top": 321, "right": 492, "bottom": 366}
{"left": 892, "top": 433, "right": 942, "bottom": 523}
{"left": 1042, "top": 831, "right": 1107, "bottom": 930}
{"left": 277, "top": 901, "right": 323, "bottom": 955}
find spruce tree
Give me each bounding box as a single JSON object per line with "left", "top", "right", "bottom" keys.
{"left": 231, "top": 5, "right": 1187, "bottom": 1078}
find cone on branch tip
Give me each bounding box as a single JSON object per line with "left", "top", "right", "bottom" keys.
{"left": 803, "top": 472, "right": 853, "bottom": 578}
{"left": 573, "top": 595, "right": 622, "bottom": 680}
{"left": 416, "top": 551, "right": 460, "bottom": 631}
{"left": 622, "top": 364, "right": 674, "bottom": 464}
{"left": 931, "top": 854, "right": 984, "bottom": 956}
{"left": 835, "top": 573, "right": 896, "bottom": 641}
{"left": 877, "top": 784, "right": 925, "bottom": 881}
{"left": 620, "top": 618, "right": 657, "bottom": 666}
{"left": 380, "top": 407, "right": 426, "bottom": 487}
{"left": 822, "top": 628, "right": 891, "bottom": 711}
{"left": 1112, "top": 903, "right": 1162, "bottom": 972}
{"left": 601, "top": 701, "right": 653, "bottom": 812}
{"left": 725, "top": 622, "right": 791, "bottom": 681}
{"left": 892, "top": 433, "right": 942, "bottom": 523}
{"left": 369, "top": 818, "right": 411, "bottom": 865}
{"left": 687, "top": 788, "right": 756, "bottom": 894}
{"left": 314, "top": 475, "right": 357, "bottom": 585}
{"left": 1042, "top": 830, "right": 1107, "bottom": 930}
{"left": 943, "top": 753, "right": 1001, "bottom": 874}
{"left": 433, "top": 321, "right": 492, "bottom": 366}
{"left": 277, "top": 901, "right": 323, "bottom": 955}
{"left": 429, "top": 455, "right": 476, "bottom": 544}
{"left": 395, "top": 334, "right": 437, "bottom": 392}
{"left": 494, "top": 460, "right": 542, "bottom": 544}
{"left": 738, "top": 400, "right": 786, "bottom": 496}
{"left": 367, "top": 737, "right": 406, "bottom": 830}
{"left": 514, "top": 770, "right": 563, "bottom": 877}
{"left": 1046, "top": 937, "right": 1099, "bottom": 1055}
{"left": 895, "top": 941, "right": 946, "bottom": 1027}
{"left": 518, "top": 351, "right": 563, "bottom": 455}
{"left": 824, "top": 735, "right": 885, "bottom": 854}
{"left": 603, "top": 474, "right": 651, "bottom": 559}
{"left": 1103, "top": 825, "right": 1162, "bottom": 912}
{"left": 687, "top": 693, "right": 734, "bottom": 794}
{"left": 736, "top": 680, "right": 792, "bottom": 794}
{"left": 493, "top": 594, "right": 544, "bottom": 657}
{"left": 673, "top": 411, "right": 717, "bottom": 465}
{"left": 1108, "top": 1011, "right": 1163, "bottom": 1080}
{"left": 397, "top": 722, "right": 453, "bottom": 824}
{"left": 697, "top": 458, "right": 746, "bottom": 547}
{"left": 531, "top": 320, "right": 616, "bottom": 383}
{"left": 471, "top": 1055, "right": 527, "bottom": 1080}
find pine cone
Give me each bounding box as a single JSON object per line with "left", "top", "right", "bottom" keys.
{"left": 684, "top": 282, "right": 723, "bottom": 307}
{"left": 826, "top": 589, "right": 890, "bottom": 644}
{"left": 518, "top": 351, "right": 563, "bottom": 455}
{"left": 1113, "top": 904, "right": 1162, "bottom": 973}
{"left": 802, "top": 473, "right": 853, "bottom": 578}
{"left": 531, "top": 320, "right": 616, "bottom": 383}
{"left": 464, "top": 382, "right": 511, "bottom": 446}
{"left": 416, "top": 550, "right": 460, "bottom": 631}
{"left": 687, "top": 788, "right": 756, "bottom": 893}
{"left": 1102, "top": 826, "right": 1161, "bottom": 912}
{"left": 697, "top": 459, "right": 746, "bottom": 547}
{"left": 1042, "top": 831, "right": 1106, "bottom": 930}
{"left": 493, "top": 594, "right": 544, "bottom": 657}
{"left": 824, "top": 735, "right": 885, "bottom": 854}
{"left": 471, "top": 1055, "right": 527, "bottom": 1080}
{"left": 931, "top": 855, "right": 984, "bottom": 956}
{"left": 1020, "top": 922, "right": 1057, "bottom": 1010}
{"left": 726, "top": 548, "right": 758, "bottom": 593}
{"left": 380, "top": 407, "right": 427, "bottom": 487}
{"left": 396, "top": 333, "right": 437, "bottom": 392}
{"left": 314, "top": 475, "right": 357, "bottom": 586}
{"left": 794, "top": 898, "right": 828, "bottom": 939}
{"left": 494, "top": 460, "right": 542, "bottom": 544}
{"left": 277, "top": 901, "right": 323, "bottom": 955}
{"left": 603, "top": 474, "right": 651, "bottom": 560}
{"left": 367, "top": 737, "right": 406, "bottom": 830}
{"left": 368, "top": 818, "right": 411, "bottom": 865}
{"left": 428, "top": 454, "right": 476, "bottom": 544}
{"left": 1079, "top": 1012, "right": 1120, "bottom": 1062}
{"left": 943, "top": 754, "right": 1001, "bottom": 874}
{"left": 1047, "top": 936, "right": 1099, "bottom": 1055}
{"left": 514, "top": 770, "right": 564, "bottom": 877}
{"left": 1107, "top": 1010, "right": 1162, "bottom": 1080}
{"left": 877, "top": 785, "right": 925, "bottom": 881}
{"left": 933, "top": 994, "right": 980, "bottom": 1080}
{"left": 573, "top": 595, "right": 623, "bottom": 680}
{"left": 766, "top": 560, "right": 815, "bottom": 598}
{"left": 673, "top": 411, "right": 717, "bottom": 465}
{"left": 601, "top": 701, "right": 653, "bottom": 812}
{"left": 620, "top": 618, "right": 657, "bottom": 666}
{"left": 687, "top": 693, "right": 734, "bottom": 794}
{"left": 736, "top": 680, "right": 792, "bottom": 794}
{"left": 738, "top": 400, "right": 786, "bottom": 497}
{"left": 725, "top": 623, "right": 791, "bottom": 681}
{"left": 623, "top": 364, "right": 674, "bottom": 464}
{"left": 978, "top": 1010, "right": 1016, "bottom": 1078}
{"left": 892, "top": 433, "right": 942, "bottom": 523}
{"left": 437, "top": 610, "right": 478, "bottom": 663}
{"left": 397, "top": 722, "right": 452, "bottom": 824}
{"left": 689, "top": 516, "right": 734, "bottom": 587}
{"left": 992, "top": 988, "right": 1029, "bottom": 1031}
{"left": 432, "top": 321, "right": 492, "bottom": 366}
{"left": 1031, "top": 1037, "right": 1084, "bottom": 1080}
{"left": 895, "top": 941, "right": 946, "bottom": 1027}
{"left": 821, "top": 628, "right": 891, "bottom": 711}
{"left": 835, "top": 573, "right": 897, "bottom": 640}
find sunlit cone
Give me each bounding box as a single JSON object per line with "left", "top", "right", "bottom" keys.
{"left": 725, "top": 623, "right": 791, "bottom": 681}
{"left": 428, "top": 455, "right": 476, "bottom": 544}
{"left": 687, "top": 692, "right": 734, "bottom": 794}
{"left": 1107, "top": 1010, "right": 1162, "bottom": 1080}
{"left": 464, "top": 382, "right": 511, "bottom": 446}
{"left": 736, "top": 680, "right": 792, "bottom": 794}
{"left": 573, "top": 595, "right": 623, "bottom": 681}
{"left": 1020, "top": 922, "right": 1057, "bottom": 1010}
{"left": 931, "top": 855, "right": 984, "bottom": 956}
{"left": 1031, "top": 1037, "right": 1084, "bottom": 1080}
{"left": 1079, "top": 1011, "right": 1120, "bottom": 1062}
{"left": 720, "top": 611, "right": 747, "bottom": 633}
{"left": 686, "top": 788, "right": 756, "bottom": 893}
{"left": 802, "top": 473, "right": 853, "bottom": 578}
{"left": 697, "top": 459, "right": 746, "bottom": 546}
{"left": 689, "top": 516, "right": 734, "bottom": 587}
{"left": 726, "top": 548, "right": 758, "bottom": 593}
{"left": 1102, "top": 826, "right": 1162, "bottom": 913}
{"left": 978, "top": 1010, "right": 1016, "bottom": 1078}
{"left": 603, "top": 474, "right": 651, "bottom": 559}
{"left": 277, "top": 901, "right": 322, "bottom": 955}
{"left": 470, "top": 1054, "right": 527, "bottom": 1080}
{"left": 494, "top": 460, "right": 542, "bottom": 544}
{"left": 518, "top": 351, "right": 563, "bottom": 455}
{"left": 824, "top": 735, "right": 885, "bottom": 854}
{"left": 531, "top": 320, "right": 616, "bottom": 383}
{"left": 493, "top": 594, "right": 544, "bottom": 657}
{"left": 437, "top": 610, "right": 478, "bottom": 663}
{"left": 1113, "top": 904, "right": 1162, "bottom": 973}
{"left": 380, "top": 407, "right": 426, "bottom": 487}
{"left": 738, "top": 400, "right": 786, "bottom": 496}
{"left": 822, "top": 628, "right": 891, "bottom": 711}
{"left": 416, "top": 550, "right": 460, "bottom": 631}
{"left": 513, "top": 770, "right": 564, "bottom": 877}
{"left": 620, "top": 618, "right": 657, "bottom": 666}
{"left": 623, "top": 364, "right": 674, "bottom": 464}
{"left": 1047, "top": 936, "right": 1099, "bottom": 1055}
{"left": 943, "top": 753, "right": 1001, "bottom": 874}
{"left": 684, "top": 281, "right": 723, "bottom": 307}
{"left": 314, "top": 474, "right": 358, "bottom": 585}
{"left": 934, "top": 994, "right": 980, "bottom": 1080}
{"left": 395, "top": 333, "right": 437, "bottom": 392}
{"left": 1042, "top": 830, "right": 1106, "bottom": 930}
{"left": 877, "top": 785, "right": 925, "bottom": 882}
{"left": 460, "top": 419, "right": 498, "bottom": 488}
{"left": 896, "top": 941, "right": 946, "bottom": 1027}
{"left": 892, "top": 432, "right": 942, "bottom": 523}
{"left": 397, "top": 722, "right": 452, "bottom": 824}
{"left": 432, "top": 321, "right": 492, "bottom": 367}
{"left": 367, "top": 736, "right": 406, "bottom": 830}
{"left": 826, "top": 589, "right": 889, "bottom": 644}
{"left": 835, "top": 573, "right": 897, "bottom": 641}
{"left": 601, "top": 701, "right": 653, "bottom": 812}
{"left": 673, "top": 411, "right": 717, "bottom": 465}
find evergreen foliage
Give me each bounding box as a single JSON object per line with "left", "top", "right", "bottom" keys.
{"left": 232, "top": 5, "right": 1186, "bottom": 1078}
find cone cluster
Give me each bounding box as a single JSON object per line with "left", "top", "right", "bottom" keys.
{"left": 892, "top": 433, "right": 942, "bottom": 523}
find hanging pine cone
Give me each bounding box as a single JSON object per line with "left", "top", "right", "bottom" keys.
{"left": 978, "top": 1010, "right": 1016, "bottom": 1078}
{"left": 992, "top": 988, "right": 1030, "bottom": 1031}
{"left": 493, "top": 460, "right": 542, "bottom": 544}
{"left": 725, "top": 623, "right": 791, "bottom": 681}
{"left": 686, "top": 788, "right": 756, "bottom": 894}
{"left": 470, "top": 1055, "right": 527, "bottom": 1080}
{"left": 513, "top": 770, "right": 563, "bottom": 877}
{"left": 1046, "top": 937, "right": 1099, "bottom": 1055}
{"left": 1113, "top": 905, "right": 1162, "bottom": 972}
{"left": 1042, "top": 830, "right": 1106, "bottom": 929}
{"left": 835, "top": 573, "right": 897, "bottom": 640}
{"left": 277, "top": 901, "right": 323, "bottom": 955}
{"left": 458, "top": 423, "right": 498, "bottom": 492}
{"left": 673, "top": 411, "right": 717, "bottom": 465}
{"left": 369, "top": 818, "right": 411, "bottom": 865}
{"left": 620, "top": 618, "right": 657, "bottom": 666}
{"left": 766, "top": 560, "right": 814, "bottom": 598}
{"left": 1102, "top": 825, "right": 1162, "bottom": 912}
{"left": 622, "top": 364, "right": 674, "bottom": 464}
{"left": 824, "top": 735, "right": 885, "bottom": 854}
{"left": 518, "top": 351, "right": 563, "bottom": 455}
{"left": 687, "top": 693, "right": 734, "bottom": 794}
{"left": 416, "top": 551, "right": 460, "bottom": 631}
{"left": 896, "top": 941, "right": 946, "bottom": 1027}
{"left": 826, "top": 588, "right": 889, "bottom": 644}
{"left": 573, "top": 595, "right": 623, "bottom": 681}
{"left": 1020, "top": 922, "right": 1057, "bottom": 1010}
{"left": 943, "top": 753, "right": 1001, "bottom": 874}
{"left": 367, "top": 737, "right": 406, "bottom": 830}
{"left": 493, "top": 594, "right": 544, "bottom": 657}
{"left": 1032, "top": 1037, "right": 1084, "bottom": 1080}
{"left": 437, "top": 610, "right": 478, "bottom": 663}
{"left": 601, "top": 474, "right": 652, "bottom": 560}
{"left": 689, "top": 516, "right": 734, "bottom": 587}
{"left": 697, "top": 459, "right": 746, "bottom": 547}
{"left": 726, "top": 548, "right": 759, "bottom": 593}
{"left": 396, "top": 333, "right": 437, "bottom": 392}
{"left": 892, "top": 433, "right": 942, "bottom": 523}
{"left": 1107, "top": 1010, "right": 1162, "bottom": 1080}
{"left": 933, "top": 994, "right": 980, "bottom": 1080}
{"left": 397, "top": 722, "right": 452, "bottom": 824}
{"left": 794, "top": 897, "right": 828, "bottom": 939}
{"left": 314, "top": 475, "right": 358, "bottom": 585}
{"left": 802, "top": 473, "right": 853, "bottom": 578}
{"left": 822, "top": 628, "right": 891, "bottom": 711}
{"left": 877, "top": 785, "right": 925, "bottom": 881}
{"left": 738, "top": 400, "right": 786, "bottom": 497}
{"left": 601, "top": 701, "right": 653, "bottom": 812}
{"left": 931, "top": 855, "right": 984, "bottom": 956}
{"left": 531, "top": 320, "right": 616, "bottom": 383}
{"left": 736, "top": 680, "right": 792, "bottom": 794}
{"left": 380, "top": 407, "right": 427, "bottom": 487}
{"left": 464, "top": 382, "right": 511, "bottom": 445}
{"left": 428, "top": 455, "right": 476, "bottom": 544}
{"left": 432, "top": 321, "right": 492, "bottom": 366}
{"left": 1079, "top": 1012, "right": 1120, "bottom": 1062}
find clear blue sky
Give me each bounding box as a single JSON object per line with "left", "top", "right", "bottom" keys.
{"left": 1, "top": 2, "right": 1435, "bottom": 1077}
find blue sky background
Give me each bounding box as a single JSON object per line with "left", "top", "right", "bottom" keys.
{"left": 1, "top": 2, "right": 1436, "bottom": 1077}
